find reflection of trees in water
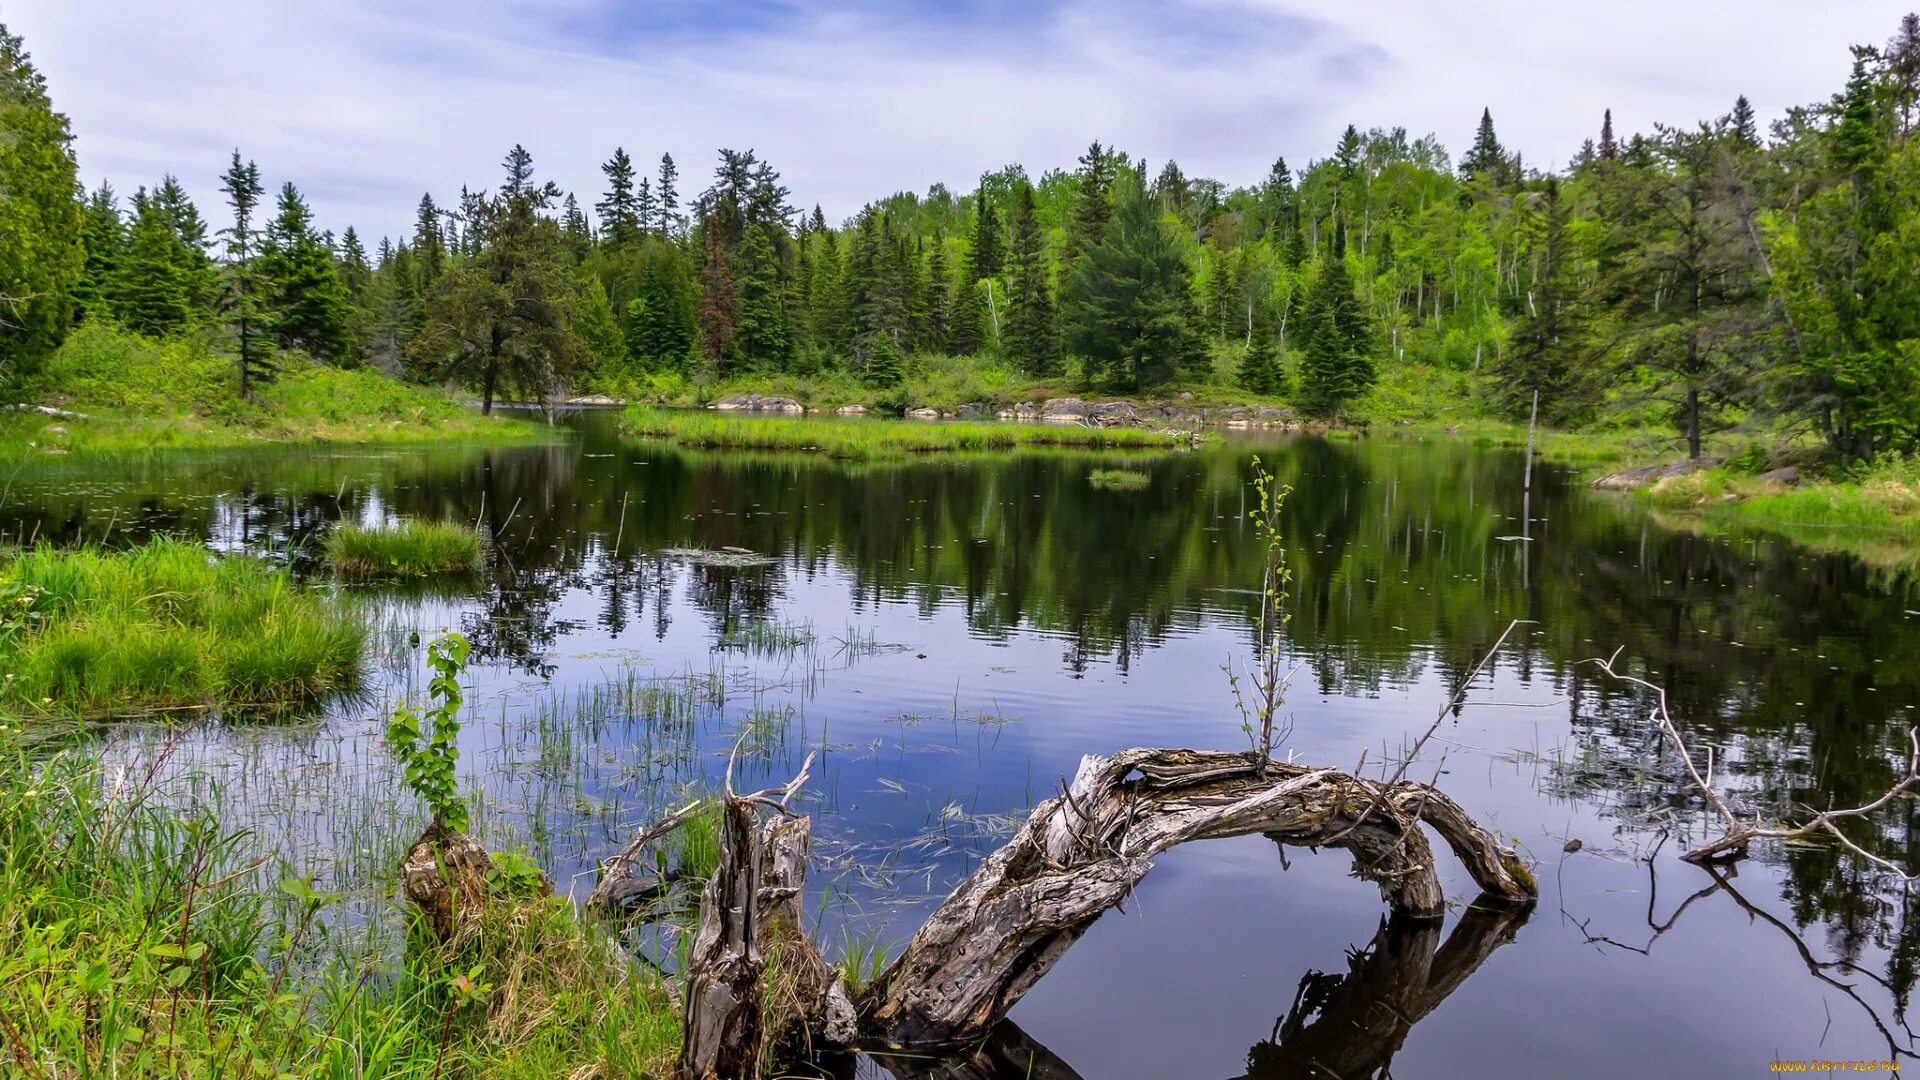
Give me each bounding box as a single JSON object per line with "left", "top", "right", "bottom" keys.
{"left": 866, "top": 902, "right": 1531, "bottom": 1080}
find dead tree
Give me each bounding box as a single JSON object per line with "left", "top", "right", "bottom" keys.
{"left": 860, "top": 748, "right": 1535, "bottom": 1047}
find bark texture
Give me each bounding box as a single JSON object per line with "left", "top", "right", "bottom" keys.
{"left": 859, "top": 748, "right": 1535, "bottom": 1048}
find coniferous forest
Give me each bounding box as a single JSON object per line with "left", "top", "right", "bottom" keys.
{"left": 3, "top": 15, "right": 1920, "bottom": 460}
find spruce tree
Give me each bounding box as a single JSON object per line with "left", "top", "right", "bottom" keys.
{"left": 1460, "top": 108, "right": 1511, "bottom": 187}
{"left": 1002, "top": 184, "right": 1058, "bottom": 374}
{"left": 1060, "top": 183, "right": 1203, "bottom": 391}
{"left": 75, "top": 182, "right": 124, "bottom": 323}
{"left": 806, "top": 222, "right": 845, "bottom": 357}
{"left": 0, "top": 21, "right": 85, "bottom": 383}
{"left": 1599, "top": 109, "right": 1620, "bottom": 161}
{"left": 695, "top": 227, "right": 739, "bottom": 372}
{"left": 219, "top": 152, "right": 272, "bottom": 396}
{"left": 922, "top": 240, "right": 950, "bottom": 354}
{"left": 734, "top": 221, "right": 790, "bottom": 370}
{"left": 1489, "top": 179, "right": 1592, "bottom": 424}
{"left": 1236, "top": 302, "right": 1283, "bottom": 396}
{"left": 1296, "top": 226, "right": 1374, "bottom": 419}
{"left": 259, "top": 182, "right": 353, "bottom": 362}
{"left": 414, "top": 194, "right": 446, "bottom": 284}
{"left": 1064, "top": 141, "right": 1113, "bottom": 262}
{"left": 657, "top": 153, "right": 679, "bottom": 237}
{"left": 116, "top": 194, "right": 197, "bottom": 337}
{"left": 625, "top": 244, "right": 697, "bottom": 373}
{"left": 598, "top": 147, "right": 642, "bottom": 247}
{"left": 1730, "top": 95, "right": 1760, "bottom": 150}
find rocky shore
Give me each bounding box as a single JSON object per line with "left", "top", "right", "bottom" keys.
{"left": 709, "top": 394, "right": 1315, "bottom": 429}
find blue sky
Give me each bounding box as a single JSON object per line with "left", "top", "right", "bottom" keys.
{"left": 4, "top": 0, "right": 1906, "bottom": 241}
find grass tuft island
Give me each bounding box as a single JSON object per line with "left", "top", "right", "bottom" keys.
{"left": 622, "top": 404, "right": 1193, "bottom": 460}
{"left": 326, "top": 520, "right": 486, "bottom": 578}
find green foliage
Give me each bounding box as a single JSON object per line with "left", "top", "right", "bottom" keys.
{"left": 0, "top": 22, "right": 85, "bottom": 389}
{"left": 1236, "top": 305, "right": 1285, "bottom": 395}
{"left": 624, "top": 405, "right": 1186, "bottom": 459}
{"left": 0, "top": 538, "right": 365, "bottom": 717}
{"left": 1225, "top": 455, "right": 1293, "bottom": 768}
{"left": 326, "top": 520, "right": 485, "bottom": 578}
{"left": 388, "top": 630, "right": 471, "bottom": 830}
{"left": 1088, "top": 467, "right": 1150, "bottom": 491}
{"left": 258, "top": 183, "right": 354, "bottom": 363}
{"left": 1296, "top": 232, "right": 1375, "bottom": 418}
{"left": 1061, "top": 182, "right": 1204, "bottom": 392}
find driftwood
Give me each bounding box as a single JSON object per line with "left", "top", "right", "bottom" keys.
{"left": 859, "top": 748, "right": 1535, "bottom": 1048}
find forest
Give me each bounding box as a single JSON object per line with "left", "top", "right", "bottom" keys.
{"left": 3, "top": 16, "right": 1920, "bottom": 463}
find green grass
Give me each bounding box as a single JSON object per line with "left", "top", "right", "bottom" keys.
{"left": 0, "top": 539, "right": 365, "bottom": 719}
{"left": 0, "top": 726, "right": 681, "bottom": 1078}
{"left": 326, "top": 521, "right": 486, "bottom": 579}
{"left": 623, "top": 405, "right": 1187, "bottom": 459}
{"left": 1088, "top": 468, "right": 1151, "bottom": 491}
{"left": 0, "top": 322, "right": 555, "bottom": 458}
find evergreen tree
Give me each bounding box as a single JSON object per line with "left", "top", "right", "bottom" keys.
{"left": 414, "top": 194, "right": 446, "bottom": 285}
{"left": 116, "top": 194, "right": 198, "bottom": 337}
{"left": 1731, "top": 95, "right": 1761, "bottom": 150}
{"left": 75, "top": 182, "right": 124, "bottom": 323}
{"left": 259, "top": 182, "right": 353, "bottom": 362}
{"left": 219, "top": 152, "right": 272, "bottom": 396}
{"left": 1236, "top": 302, "right": 1283, "bottom": 396}
{"left": 1065, "top": 141, "right": 1114, "bottom": 262}
{"left": 153, "top": 175, "right": 220, "bottom": 318}
{"left": 1297, "top": 227, "right": 1375, "bottom": 419}
{"left": 805, "top": 219, "right": 846, "bottom": 357}
{"left": 1489, "top": 179, "right": 1593, "bottom": 424}
{"left": 413, "top": 148, "right": 589, "bottom": 412}
{"left": 1060, "top": 183, "right": 1203, "bottom": 391}
{"left": 734, "top": 221, "right": 790, "bottom": 369}
{"left": 1002, "top": 184, "right": 1058, "bottom": 373}
{"left": 657, "top": 153, "right": 680, "bottom": 237}
{"left": 1599, "top": 109, "right": 1620, "bottom": 161}
{"left": 1460, "top": 108, "right": 1512, "bottom": 187}
{"left": 922, "top": 240, "right": 950, "bottom": 354}
{"left": 598, "top": 147, "right": 642, "bottom": 247}
{"left": 864, "top": 328, "right": 904, "bottom": 387}
{"left": 561, "top": 194, "right": 592, "bottom": 262}
{"left": 571, "top": 270, "right": 626, "bottom": 383}
{"left": 625, "top": 243, "right": 696, "bottom": 372}
{"left": 0, "top": 21, "right": 84, "bottom": 384}
{"left": 949, "top": 193, "right": 1003, "bottom": 354}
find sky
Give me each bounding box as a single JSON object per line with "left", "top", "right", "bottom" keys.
{"left": 4, "top": 0, "right": 1908, "bottom": 242}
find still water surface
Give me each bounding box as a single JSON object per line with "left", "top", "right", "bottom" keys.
{"left": 10, "top": 409, "right": 1919, "bottom": 1078}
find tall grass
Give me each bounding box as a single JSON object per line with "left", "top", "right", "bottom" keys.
{"left": 0, "top": 539, "right": 364, "bottom": 718}
{"left": 0, "top": 727, "right": 680, "bottom": 1078}
{"left": 624, "top": 406, "right": 1184, "bottom": 460}
{"left": 326, "top": 520, "right": 486, "bottom": 578}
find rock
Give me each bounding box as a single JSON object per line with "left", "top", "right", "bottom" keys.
{"left": 1757, "top": 465, "right": 1802, "bottom": 486}
{"left": 955, "top": 402, "right": 989, "bottom": 419}
{"left": 835, "top": 404, "right": 867, "bottom": 415}
{"left": 567, "top": 393, "right": 622, "bottom": 406}
{"left": 1040, "top": 397, "right": 1088, "bottom": 422}
{"left": 713, "top": 394, "right": 803, "bottom": 413}
{"left": 1253, "top": 407, "right": 1296, "bottom": 427}
{"left": 1013, "top": 402, "right": 1041, "bottom": 420}
{"left": 1087, "top": 401, "right": 1140, "bottom": 425}
{"left": 43, "top": 425, "right": 67, "bottom": 438}
{"left": 905, "top": 407, "right": 942, "bottom": 420}
{"left": 1591, "top": 456, "right": 1725, "bottom": 491}
{"left": 1178, "top": 391, "right": 1195, "bottom": 400}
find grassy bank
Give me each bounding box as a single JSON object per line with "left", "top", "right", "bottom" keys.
{"left": 327, "top": 521, "right": 486, "bottom": 579}
{"left": 1, "top": 322, "right": 554, "bottom": 457}
{"left": 0, "top": 725, "right": 680, "bottom": 1078}
{"left": 1643, "top": 458, "right": 1920, "bottom": 538}
{"left": 623, "top": 405, "right": 1189, "bottom": 459}
{"left": 0, "top": 539, "right": 364, "bottom": 719}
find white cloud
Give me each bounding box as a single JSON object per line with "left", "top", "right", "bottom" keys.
{"left": 3, "top": 0, "right": 1904, "bottom": 241}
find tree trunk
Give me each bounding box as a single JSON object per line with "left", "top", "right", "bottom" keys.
{"left": 858, "top": 748, "right": 1534, "bottom": 1048}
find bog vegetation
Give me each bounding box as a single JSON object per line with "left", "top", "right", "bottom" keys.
{"left": 623, "top": 405, "right": 1183, "bottom": 459}
{"left": 327, "top": 520, "right": 486, "bottom": 579}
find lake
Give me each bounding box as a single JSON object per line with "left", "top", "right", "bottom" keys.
{"left": 9, "top": 408, "right": 1917, "bottom": 1078}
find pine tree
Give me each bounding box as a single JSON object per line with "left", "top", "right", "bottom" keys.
{"left": 75, "top": 182, "right": 123, "bottom": 323}
{"left": 1297, "top": 226, "right": 1374, "bottom": 419}
{"left": 219, "top": 152, "right": 272, "bottom": 396}
{"left": 501, "top": 144, "right": 535, "bottom": 198}
{"left": 1236, "top": 302, "right": 1283, "bottom": 396}
{"left": 259, "top": 182, "right": 353, "bottom": 362}
{"left": 0, "top": 20, "right": 85, "bottom": 384}
{"left": 657, "top": 153, "right": 680, "bottom": 237}
{"left": 1060, "top": 183, "right": 1203, "bottom": 391}
{"left": 1489, "top": 179, "right": 1592, "bottom": 424}
{"left": 1730, "top": 95, "right": 1760, "bottom": 150}
{"left": 864, "top": 328, "right": 904, "bottom": 387}
{"left": 1002, "top": 184, "right": 1057, "bottom": 373}
{"left": 734, "top": 221, "right": 789, "bottom": 370}
{"left": 598, "top": 147, "right": 642, "bottom": 247}
{"left": 1460, "top": 108, "right": 1511, "bottom": 187}
{"left": 1599, "top": 109, "right": 1620, "bottom": 161}
{"left": 413, "top": 194, "right": 446, "bottom": 286}
{"left": 1891, "top": 13, "right": 1920, "bottom": 137}
{"left": 1064, "top": 141, "right": 1113, "bottom": 262}
{"left": 625, "top": 244, "right": 697, "bottom": 373}
{"left": 116, "top": 194, "right": 197, "bottom": 337}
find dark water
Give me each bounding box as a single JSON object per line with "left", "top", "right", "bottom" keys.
{"left": 10, "top": 409, "right": 1920, "bottom": 1078}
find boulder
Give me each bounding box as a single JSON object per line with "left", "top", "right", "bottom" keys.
{"left": 1040, "top": 397, "right": 1088, "bottom": 422}
{"left": 1591, "top": 456, "right": 1725, "bottom": 491}
{"left": 1757, "top": 465, "right": 1802, "bottom": 486}
{"left": 835, "top": 404, "right": 867, "bottom": 415}
{"left": 905, "top": 407, "right": 942, "bottom": 420}
{"left": 955, "top": 402, "right": 989, "bottom": 419}
{"left": 1087, "top": 401, "right": 1140, "bottom": 425}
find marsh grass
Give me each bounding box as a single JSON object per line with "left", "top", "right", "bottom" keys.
{"left": 326, "top": 520, "right": 486, "bottom": 579}
{"left": 1088, "top": 468, "right": 1151, "bottom": 491}
{"left": 0, "top": 539, "right": 363, "bottom": 718}
{"left": 624, "top": 406, "right": 1185, "bottom": 460}
{"left": 1644, "top": 465, "right": 1920, "bottom": 536}
{"left": 0, "top": 726, "right": 680, "bottom": 1079}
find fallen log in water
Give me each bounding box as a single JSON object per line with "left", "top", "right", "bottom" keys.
{"left": 595, "top": 745, "right": 1535, "bottom": 1076}
{"left": 859, "top": 748, "right": 1536, "bottom": 1047}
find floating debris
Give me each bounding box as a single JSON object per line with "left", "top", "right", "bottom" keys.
{"left": 657, "top": 546, "right": 776, "bottom": 568}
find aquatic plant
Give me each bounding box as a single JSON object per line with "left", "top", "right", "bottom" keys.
{"left": 388, "top": 631, "right": 471, "bottom": 830}
{"left": 1087, "top": 467, "right": 1151, "bottom": 491}
{"left": 326, "top": 520, "right": 485, "bottom": 578}
{"left": 0, "top": 538, "right": 363, "bottom": 718}
{"left": 623, "top": 405, "right": 1185, "bottom": 459}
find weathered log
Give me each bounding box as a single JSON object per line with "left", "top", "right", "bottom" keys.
{"left": 586, "top": 799, "right": 703, "bottom": 915}
{"left": 858, "top": 748, "right": 1535, "bottom": 1048}
{"left": 678, "top": 794, "right": 767, "bottom": 1080}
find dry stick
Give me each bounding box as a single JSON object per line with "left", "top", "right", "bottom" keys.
{"left": 614, "top": 490, "right": 629, "bottom": 555}
{"left": 1587, "top": 650, "right": 1920, "bottom": 872}
{"left": 1327, "top": 618, "right": 1528, "bottom": 847}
